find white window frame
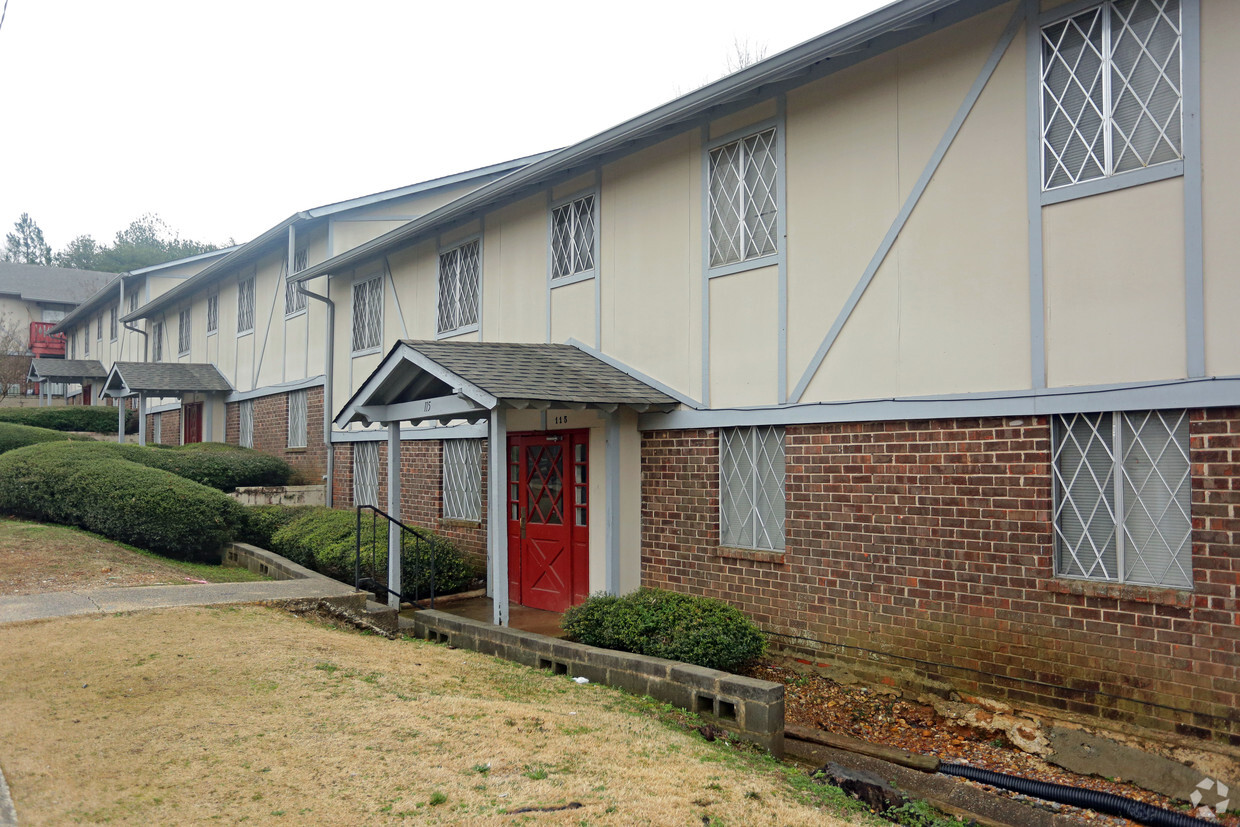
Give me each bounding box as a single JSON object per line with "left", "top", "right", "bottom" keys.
{"left": 109, "top": 306, "right": 118, "bottom": 342}
{"left": 706, "top": 121, "right": 783, "bottom": 277}
{"left": 1052, "top": 410, "right": 1192, "bottom": 589}
{"left": 1039, "top": 0, "right": 1184, "bottom": 196}
{"left": 95, "top": 314, "right": 103, "bottom": 345}
{"left": 287, "top": 389, "right": 308, "bottom": 449}
{"left": 435, "top": 236, "right": 481, "bottom": 338}
{"left": 237, "top": 276, "right": 255, "bottom": 335}
{"left": 549, "top": 191, "right": 599, "bottom": 287}
{"left": 151, "top": 322, "right": 164, "bottom": 362}
{"left": 353, "top": 441, "right": 380, "bottom": 508}
{"left": 285, "top": 248, "right": 309, "bottom": 317}
{"left": 238, "top": 399, "right": 254, "bottom": 449}
{"left": 442, "top": 439, "right": 482, "bottom": 522}
{"left": 350, "top": 273, "right": 383, "bottom": 355}
{"left": 719, "top": 425, "right": 786, "bottom": 552}
{"left": 206, "top": 293, "right": 219, "bottom": 337}
{"left": 178, "top": 308, "right": 191, "bottom": 357}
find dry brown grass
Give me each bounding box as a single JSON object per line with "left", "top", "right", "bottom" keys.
{"left": 0, "top": 605, "right": 865, "bottom": 825}
{"left": 0, "top": 518, "right": 266, "bottom": 595}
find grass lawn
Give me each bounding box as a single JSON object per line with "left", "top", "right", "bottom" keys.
{"left": 0, "top": 518, "right": 267, "bottom": 596}
{"left": 0, "top": 605, "right": 870, "bottom": 826}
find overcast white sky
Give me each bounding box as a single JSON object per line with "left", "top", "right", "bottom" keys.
{"left": 0, "top": 0, "right": 888, "bottom": 251}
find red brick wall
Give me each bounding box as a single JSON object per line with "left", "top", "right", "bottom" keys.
{"left": 641, "top": 412, "right": 1240, "bottom": 747}
{"left": 331, "top": 438, "right": 488, "bottom": 570}
{"left": 224, "top": 388, "right": 326, "bottom": 482}
{"left": 144, "top": 409, "right": 181, "bottom": 445}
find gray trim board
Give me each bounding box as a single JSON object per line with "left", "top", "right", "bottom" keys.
{"left": 605, "top": 413, "right": 621, "bottom": 596}
{"left": 565, "top": 338, "right": 702, "bottom": 409}
{"left": 1039, "top": 161, "right": 1184, "bottom": 206}
{"left": 225, "top": 375, "right": 326, "bottom": 403}
{"left": 1026, "top": 0, "right": 1047, "bottom": 389}
{"left": 791, "top": 3, "right": 1026, "bottom": 404}
{"left": 640, "top": 375, "right": 1240, "bottom": 431}
{"left": 1182, "top": 0, "right": 1204, "bottom": 378}
{"left": 699, "top": 124, "right": 712, "bottom": 408}
{"left": 331, "top": 422, "right": 488, "bottom": 443}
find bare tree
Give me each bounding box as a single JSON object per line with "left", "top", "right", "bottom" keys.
{"left": 725, "top": 37, "right": 769, "bottom": 74}
{"left": 0, "top": 312, "right": 30, "bottom": 400}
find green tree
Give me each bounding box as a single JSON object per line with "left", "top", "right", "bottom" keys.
{"left": 91, "top": 214, "right": 220, "bottom": 272}
{"left": 4, "top": 213, "right": 53, "bottom": 266}
{"left": 53, "top": 234, "right": 101, "bottom": 270}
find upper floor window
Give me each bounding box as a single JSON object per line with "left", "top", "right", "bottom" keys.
{"left": 708, "top": 127, "right": 778, "bottom": 269}
{"left": 551, "top": 193, "right": 597, "bottom": 281}
{"left": 237, "top": 277, "right": 255, "bottom": 334}
{"left": 69, "top": 334, "right": 76, "bottom": 360}
{"left": 1052, "top": 410, "right": 1191, "bottom": 589}
{"left": 83, "top": 329, "right": 90, "bottom": 357}
{"left": 351, "top": 275, "right": 383, "bottom": 354}
{"left": 206, "top": 293, "right": 219, "bottom": 336}
{"left": 720, "top": 425, "right": 785, "bottom": 552}
{"left": 178, "top": 309, "right": 191, "bottom": 356}
{"left": 127, "top": 291, "right": 138, "bottom": 315}
{"left": 285, "top": 248, "right": 308, "bottom": 316}
{"left": 152, "top": 322, "right": 164, "bottom": 362}
{"left": 437, "top": 239, "right": 480, "bottom": 336}
{"left": 109, "top": 306, "right": 118, "bottom": 342}
{"left": 95, "top": 314, "right": 103, "bottom": 342}
{"left": 1041, "top": 0, "right": 1182, "bottom": 191}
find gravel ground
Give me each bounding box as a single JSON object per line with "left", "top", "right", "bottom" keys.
{"left": 747, "top": 662, "right": 1237, "bottom": 827}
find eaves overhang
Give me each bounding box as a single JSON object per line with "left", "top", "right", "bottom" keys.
{"left": 292, "top": 0, "right": 1005, "bottom": 285}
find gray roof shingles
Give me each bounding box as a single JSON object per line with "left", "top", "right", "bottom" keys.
{"left": 0, "top": 263, "right": 114, "bottom": 305}
{"left": 402, "top": 340, "right": 676, "bottom": 406}
{"left": 109, "top": 362, "right": 232, "bottom": 393}
{"left": 29, "top": 358, "right": 108, "bottom": 380}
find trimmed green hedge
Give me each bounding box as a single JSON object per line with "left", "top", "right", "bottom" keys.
{"left": 561, "top": 588, "right": 767, "bottom": 672}
{"left": 0, "top": 422, "right": 91, "bottom": 454}
{"left": 236, "top": 504, "right": 313, "bottom": 550}
{"left": 0, "top": 406, "right": 138, "bottom": 434}
{"left": 270, "top": 507, "right": 475, "bottom": 596}
{"left": 0, "top": 441, "right": 244, "bottom": 559}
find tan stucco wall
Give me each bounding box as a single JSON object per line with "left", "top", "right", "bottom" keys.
{"left": 550, "top": 279, "right": 594, "bottom": 347}
{"left": 482, "top": 196, "right": 547, "bottom": 344}
{"left": 709, "top": 266, "right": 779, "bottom": 407}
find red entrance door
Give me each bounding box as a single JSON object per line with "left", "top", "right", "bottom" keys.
{"left": 82, "top": 385, "right": 91, "bottom": 406}
{"left": 183, "top": 402, "right": 203, "bottom": 444}
{"left": 507, "top": 431, "right": 589, "bottom": 612}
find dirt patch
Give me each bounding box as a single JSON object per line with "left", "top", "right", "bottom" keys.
{"left": 0, "top": 517, "right": 267, "bottom": 595}
{"left": 0, "top": 606, "right": 864, "bottom": 825}
{"left": 749, "top": 662, "right": 1236, "bottom": 826}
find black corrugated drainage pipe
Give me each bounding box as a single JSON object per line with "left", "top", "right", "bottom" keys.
{"left": 938, "top": 763, "right": 1218, "bottom": 827}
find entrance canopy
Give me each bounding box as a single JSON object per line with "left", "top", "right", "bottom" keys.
{"left": 335, "top": 340, "right": 679, "bottom": 427}
{"left": 27, "top": 358, "right": 106, "bottom": 384}
{"left": 100, "top": 362, "right": 233, "bottom": 398}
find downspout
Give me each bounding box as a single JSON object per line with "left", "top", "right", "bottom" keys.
{"left": 297, "top": 279, "right": 334, "bottom": 507}
{"left": 122, "top": 317, "right": 149, "bottom": 443}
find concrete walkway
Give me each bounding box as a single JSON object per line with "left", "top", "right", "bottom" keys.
{"left": 0, "top": 577, "right": 360, "bottom": 625}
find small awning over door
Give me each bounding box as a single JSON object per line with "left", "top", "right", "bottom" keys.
{"left": 27, "top": 358, "right": 107, "bottom": 384}
{"left": 100, "top": 362, "right": 233, "bottom": 398}
{"left": 335, "top": 340, "right": 680, "bottom": 426}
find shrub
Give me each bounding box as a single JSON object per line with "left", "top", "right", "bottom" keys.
{"left": 560, "top": 588, "right": 766, "bottom": 672}
{"left": 0, "top": 422, "right": 91, "bottom": 454}
{"left": 271, "top": 507, "right": 476, "bottom": 596}
{"left": 0, "top": 406, "right": 138, "bottom": 434}
{"left": 236, "top": 504, "right": 312, "bottom": 549}
{"left": 0, "top": 441, "right": 245, "bottom": 559}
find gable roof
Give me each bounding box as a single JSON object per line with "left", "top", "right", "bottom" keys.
{"left": 292, "top": 0, "right": 1004, "bottom": 285}
{"left": 101, "top": 362, "right": 233, "bottom": 397}
{"left": 335, "top": 340, "right": 679, "bottom": 426}
{"left": 123, "top": 150, "right": 558, "bottom": 323}
{"left": 27, "top": 358, "right": 108, "bottom": 382}
{"left": 0, "top": 263, "right": 113, "bottom": 306}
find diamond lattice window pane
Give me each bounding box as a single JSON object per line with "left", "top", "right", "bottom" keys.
{"left": 743, "top": 130, "right": 778, "bottom": 260}
{"left": 354, "top": 441, "right": 379, "bottom": 507}
{"left": 443, "top": 439, "right": 482, "bottom": 521}
{"left": 206, "top": 295, "right": 218, "bottom": 335}
{"left": 351, "top": 276, "right": 382, "bottom": 352}
{"left": 1119, "top": 410, "right": 1191, "bottom": 587}
{"left": 239, "top": 400, "right": 253, "bottom": 449}
{"left": 287, "top": 390, "right": 307, "bottom": 449}
{"left": 720, "top": 426, "right": 785, "bottom": 551}
{"left": 438, "top": 240, "right": 480, "bottom": 333}
{"left": 1042, "top": 8, "right": 1107, "bottom": 188}
{"left": 237, "top": 278, "right": 255, "bottom": 333}
{"left": 753, "top": 426, "right": 786, "bottom": 551}
{"left": 1110, "top": 0, "right": 1182, "bottom": 174}
{"left": 709, "top": 141, "right": 745, "bottom": 267}
{"left": 178, "top": 309, "right": 191, "bottom": 355}
{"left": 551, "top": 195, "right": 596, "bottom": 279}
{"left": 1053, "top": 413, "right": 1118, "bottom": 579}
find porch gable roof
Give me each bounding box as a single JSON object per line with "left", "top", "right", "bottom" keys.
{"left": 101, "top": 361, "right": 233, "bottom": 398}
{"left": 27, "top": 358, "right": 108, "bottom": 383}
{"left": 335, "top": 340, "right": 680, "bottom": 427}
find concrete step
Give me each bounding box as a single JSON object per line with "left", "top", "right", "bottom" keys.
{"left": 363, "top": 600, "right": 399, "bottom": 634}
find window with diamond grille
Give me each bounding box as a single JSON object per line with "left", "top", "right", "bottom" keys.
{"left": 178, "top": 309, "right": 191, "bottom": 356}
{"left": 351, "top": 275, "right": 383, "bottom": 353}
{"left": 109, "top": 306, "right": 118, "bottom": 341}
{"left": 1052, "top": 410, "right": 1191, "bottom": 588}
{"left": 287, "top": 390, "right": 307, "bottom": 449}
{"left": 720, "top": 426, "right": 785, "bottom": 551}
{"left": 207, "top": 293, "right": 218, "bottom": 335}
{"left": 1041, "top": 0, "right": 1182, "bottom": 190}
{"left": 237, "top": 277, "right": 255, "bottom": 334}
{"left": 238, "top": 400, "right": 254, "bottom": 448}
{"left": 152, "top": 414, "right": 161, "bottom": 444}
{"left": 83, "top": 328, "right": 90, "bottom": 357}
{"left": 152, "top": 323, "right": 165, "bottom": 361}
{"left": 128, "top": 291, "right": 138, "bottom": 315}
{"left": 353, "top": 441, "right": 379, "bottom": 507}
{"left": 443, "top": 439, "right": 482, "bottom": 521}
{"left": 708, "top": 127, "right": 778, "bottom": 268}
{"left": 285, "top": 248, "right": 309, "bottom": 315}
{"left": 437, "top": 239, "right": 481, "bottom": 334}
{"left": 551, "top": 194, "right": 597, "bottom": 280}
{"left": 96, "top": 314, "right": 103, "bottom": 342}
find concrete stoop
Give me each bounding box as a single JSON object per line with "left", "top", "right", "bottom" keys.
{"left": 363, "top": 601, "right": 400, "bottom": 635}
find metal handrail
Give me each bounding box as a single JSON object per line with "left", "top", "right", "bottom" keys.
{"left": 354, "top": 505, "right": 437, "bottom": 609}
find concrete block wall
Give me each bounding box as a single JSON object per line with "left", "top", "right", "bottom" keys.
{"left": 641, "top": 411, "right": 1240, "bottom": 751}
